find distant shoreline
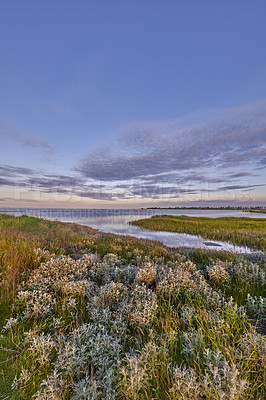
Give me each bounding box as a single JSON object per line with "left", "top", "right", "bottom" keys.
{"left": 243, "top": 209, "right": 266, "bottom": 213}
{"left": 144, "top": 207, "right": 266, "bottom": 213}
{"left": 0, "top": 207, "right": 265, "bottom": 213}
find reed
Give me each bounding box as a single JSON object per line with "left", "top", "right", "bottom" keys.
{"left": 131, "top": 215, "right": 266, "bottom": 251}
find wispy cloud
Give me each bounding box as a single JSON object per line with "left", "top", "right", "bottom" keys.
{"left": 0, "top": 164, "right": 35, "bottom": 177}
{"left": 1, "top": 101, "right": 265, "bottom": 203}
{"left": 227, "top": 172, "right": 258, "bottom": 178}
{"left": 216, "top": 184, "right": 265, "bottom": 192}
{"left": 75, "top": 101, "right": 266, "bottom": 187}
{"left": 0, "top": 165, "right": 117, "bottom": 201}
{"left": 0, "top": 160, "right": 264, "bottom": 202}
{"left": 0, "top": 177, "right": 17, "bottom": 186}
{"left": 0, "top": 121, "right": 54, "bottom": 151}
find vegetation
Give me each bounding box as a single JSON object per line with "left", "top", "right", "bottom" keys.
{"left": 131, "top": 215, "right": 266, "bottom": 251}
{"left": 145, "top": 206, "right": 266, "bottom": 211}
{"left": 0, "top": 214, "right": 265, "bottom": 399}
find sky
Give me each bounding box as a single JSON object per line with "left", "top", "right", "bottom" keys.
{"left": 0, "top": 0, "right": 266, "bottom": 208}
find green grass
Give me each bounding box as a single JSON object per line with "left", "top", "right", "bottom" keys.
{"left": 130, "top": 215, "right": 266, "bottom": 251}
{"left": 0, "top": 214, "right": 265, "bottom": 399}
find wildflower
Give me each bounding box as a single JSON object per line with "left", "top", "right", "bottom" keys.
{"left": 207, "top": 261, "right": 230, "bottom": 285}
{"left": 170, "top": 366, "right": 201, "bottom": 399}
{"left": 128, "top": 284, "right": 158, "bottom": 328}
{"left": 246, "top": 294, "right": 266, "bottom": 324}
{"left": 135, "top": 262, "right": 157, "bottom": 287}
{"left": 2, "top": 317, "right": 18, "bottom": 332}
{"left": 203, "top": 349, "right": 248, "bottom": 399}
{"left": 26, "top": 332, "right": 56, "bottom": 366}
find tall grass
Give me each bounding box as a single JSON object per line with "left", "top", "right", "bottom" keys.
{"left": 0, "top": 214, "right": 99, "bottom": 299}
{"left": 0, "top": 214, "right": 265, "bottom": 399}
{"left": 130, "top": 215, "right": 266, "bottom": 251}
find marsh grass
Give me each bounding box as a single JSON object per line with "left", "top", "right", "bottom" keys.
{"left": 130, "top": 215, "right": 266, "bottom": 251}
{"left": 0, "top": 214, "right": 265, "bottom": 399}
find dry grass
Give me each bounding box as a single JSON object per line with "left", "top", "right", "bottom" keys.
{"left": 0, "top": 214, "right": 265, "bottom": 399}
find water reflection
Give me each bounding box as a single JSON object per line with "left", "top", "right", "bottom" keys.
{"left": 1, "top": 208, "right": 263, "bottom": 253}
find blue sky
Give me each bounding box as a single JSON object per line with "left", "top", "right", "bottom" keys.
{"left": 0, "top": 0, "right": 266, "bottom": 208}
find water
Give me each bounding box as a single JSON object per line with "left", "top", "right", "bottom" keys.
{"left": 1, "top": 208, "right": 265, "bottom": 252}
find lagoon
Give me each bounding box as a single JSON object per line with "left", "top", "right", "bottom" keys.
{"left": 1, "top": 208, "right": 265, "bottom": 252}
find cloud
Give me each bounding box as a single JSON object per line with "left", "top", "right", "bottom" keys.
{"left": 0, "top": 164, "right": 123, "bottom": 201}
{"left": 0, "top": 164, "right": 35, "bottom": 177}
{"left": 123, "top": 183, "right": 199, "bottom": 198}
{"left": 0, "top": 177, "right": 17, "bottom": 186}
{"left": 76, "top": 100, "right": 266, "bottom": 185}
{"left": 0, "top": 121, "right": 54, "bottom": 151}
{"left": 136, "top": 172, "right": 229, "bottom": 186}
{"left": 0, "top": 197, "right": 40, "bottom": 203}
{"left": 27, "top": 174, "right": 85, "bottom": 190}
{"left": 216, "top": 184, "right": 265, "bottom": 192}
{"left": 1, "top": 100, "right": 266, "bottom": 203}
{"left": 77, "top": 191, "right": 120, "bottom": 201}
{"left": 0, "top": 165, "right": 81, "bottom": 191}
{"left": 228, "top": 172, "right": 258, "bottom": 178}
{"left": 0, "top": 160, "right": 264, "bottom": 202}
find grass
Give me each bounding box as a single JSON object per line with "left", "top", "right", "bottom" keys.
{"left": 130, "top": 215, "right": 266, "bottom": 251}
{"left": 0, "top": 214, "right": 265, "bottom": 399}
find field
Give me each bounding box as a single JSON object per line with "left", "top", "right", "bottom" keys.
{"left": 0, "top": 214, "right": 265, "bottom": 399}
{"left": 131, "top": 215, "right": 266, "bottom": 251}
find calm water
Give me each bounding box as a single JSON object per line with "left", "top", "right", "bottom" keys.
{"left": 1, "top": 208, "right": 265, "bottom": 252}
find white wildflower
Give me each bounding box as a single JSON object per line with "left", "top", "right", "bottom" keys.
{"left": 2, "top": 317, "right": 18, "bottom": 332}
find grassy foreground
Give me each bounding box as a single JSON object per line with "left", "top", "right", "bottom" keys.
{"left": 131, "top": 215, "right": 266, "bottom": 251}
{"left": 0, "top": 214, "right": 265, "bottom": 399}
